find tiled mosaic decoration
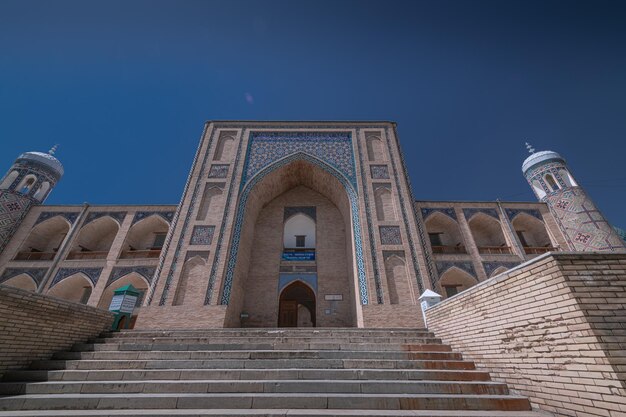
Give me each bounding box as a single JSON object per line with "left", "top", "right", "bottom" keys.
{"left": 0, "top": 191, "right": 34, "bottom": 254}
{"left": 370, "top": 165, "right": 390, "bottom": 179}
{"left": 380, "top": 226, "right": 402, "bottom": 245}
{"left": 242, "top": 132, "right": 356, "bottom": 188}
{"left": 190, "top": 225, "right": 215, "bottom": 245}
{"left": 435, "top": 261, "right": 477, "bottom": 279}
{"left": 132, "top": 211, "right": 175, "bottom": 225}
{"left": 0, "top": 267, "right": 47, "bottom": 286}
{"left": 50, "top": 268, "right": 103, "bottom": 288}
{"left": 483, "top": 261, "right": 520, "bottom": 277}
{"left": 107, "top": 266, "right": 156, "bottom": 287}
{"left": 84, "top": 211, "right": 127, "bottom": 226}
{"left": 463, "top": 208, "right": 500, "bottom": 221}
{"left": 220, "top": 151, "right": 369, "bottom": 305}
{"left": 208, "top": 164, "right": 229, "bottom": 178}
{"left": 504, "top": 208, "right": 542, "bottom": 221}
{"left": 421, "top": 207, "right": 457, "bottom": 221}
{"left": 34, "top": 211, "right": 79, "bottom": 226}
{"left": 284, "top": 206, "right": 316, "bottom": 222}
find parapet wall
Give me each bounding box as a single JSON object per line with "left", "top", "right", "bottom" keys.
{"left": 425, "top": 252, "right": 626, "bottom": 417}
{"left": 0, "top": 285, "right": 114, "bottom": 378}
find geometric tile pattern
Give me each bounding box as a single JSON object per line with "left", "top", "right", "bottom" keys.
{"left": 34, "top": 211, "right": 79, "bottom": 226}
{"left": 132, "top": 211, "right": 175, "bottom": 225}
{"left": 0, "top": 191, "right": 35, "bottom": 254}
{"left": 482, "top": 261, "right": 520, "bottom": 278}
{"left": 190, "top": 225, "right": 215, "bottom": 245}
{"left": 435, "top": 261, "right": 477, "bottom": 279}
{"left": 370, "top": 165, "right": 390, "bottom": 179}
{"left": 504, "top": 208, "right": 542, "bottom": 221}
{"left": 0, "top": 267, "right": 48, "bottom": 286}
{"left": 242, "top": 132, "right": 356, "bottom": 188}
{"left": 107, "top": 266, "right": 156, "bottom": 287}
{"left": 84, "top": 211, "right": 127, "bottom": 226}
{"left": 208, "top": 164, "right": 230, "bottom": 178}
{"left": 463, "top": 208, "right": 500, "bottom": 221}
{"left": 50, "top": 267, "right": 103, "bottom": 288}
{"left": 380, "top": 226, "right": 402, "bottom": 245}
{"left": 421, "top": 207, "right": 457, "bottom": 221}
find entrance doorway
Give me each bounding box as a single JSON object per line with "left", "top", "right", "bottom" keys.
{"left": 278, "top": 281, "right": 316, "bottom": 327}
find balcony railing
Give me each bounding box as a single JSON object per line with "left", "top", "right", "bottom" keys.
{"left": 524, "top": 246, "right": 558, "bottom": 254}
{"left": 431, "top": 245, "right": 467, "bottom": 254}
{"left": 66, "top": 251, "right": 108, "bottom": 260}
{"left": 120, "top": 249, "right": 162, "bottom": 259}
{"left": 477, "top": 246, "right": 512, "bottom": 255}
{"left": 14, "top": 251, "right": 56, "bottom": 261}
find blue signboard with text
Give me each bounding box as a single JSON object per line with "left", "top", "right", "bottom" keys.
{"left": 282, "top": 251, "right": 315, "bottom": 261}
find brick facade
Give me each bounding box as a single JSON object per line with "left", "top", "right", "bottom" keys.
{"left": 425, "top": 253, "right": 626, "bottom": 417}
{"left": 0, "top": 285, "right": 113, "bottom": 378}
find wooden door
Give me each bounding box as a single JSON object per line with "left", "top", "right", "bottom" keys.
{"left": 278, "top": 300, "right": 298, "bottom": 327}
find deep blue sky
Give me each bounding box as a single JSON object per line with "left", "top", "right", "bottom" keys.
{"left": 1, "top": 0, "right": 625, "bottom": 226}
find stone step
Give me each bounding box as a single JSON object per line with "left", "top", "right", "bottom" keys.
{"left": 29, "top": 358, "right": 476, "bottom": 371}
{"left": 0, "top": 409, "right": 554, "bottom": 416}
{"left": 52, "top": 350, "right": 462, "bottom": 361}
{"left": 0, "top": 379, "right": 510, "bottom": 396}
{"left": 102, "top": 329, "right": 434, "bottom": 338}
{"left": 3, "top": 368, "right": 491, "bottom": 383}
{"left": 0, "top": 393, "right": 532, "bottom": 411}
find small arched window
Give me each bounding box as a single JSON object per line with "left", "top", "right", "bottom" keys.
{"left": 544, "top": 174, "right": 560, "bottom": 192}
{"left": 16, "top": 175, "right": 37, "bottom": 195}
{"left": 284, "top": 213, "right": 316, "bottom": 249}
{"left": 33, "top": 181, "right": 51, "bottom": 201}
{"left": 0, "top": 170, "right": 19, "bottom": 189}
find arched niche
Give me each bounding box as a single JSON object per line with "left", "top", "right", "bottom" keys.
{"left": 16, "top": 174, "right": 37, "bottom": 195}
{"left": 98, "top": 272, "right": 149, "bottom": 310}
{"left": 544, "top": 173, "right": 560, "bottom": 192}
{"left": 531, "top": 180, "right": 547, "bottom": 199}
{"left": 424, "top": 212, "right": 465, "bottom": 254}
{"left": 67, "top": 217, "right": 120, "bottom": 260}
{"left": 278, "top": 280, "right": 316, "bottom": 327}
{"left": 222, "top": 155, "right": 360, "bottom": 328}
{"left": 373, "top": 185, "right": 397, "bottom": 221}
{"left": 173, "top": 256, "right": 208, "bottom": 306}
{"left": 366, "top": 135, "right": 384, "bottom": 161}
{"left": 1, "top": 273, "right": 37, "bottom": 291}
{"left": 512, "top": 213, "right": 554, "bottom": 254}
{"left": 383, "top": 253, "right": 412, "bottom": 305}
{"left": 120, "top": 215, "right": 169, "bottom": 259}
{"left": 284, "top": 213, "right": 316, "bottom": 249}
{"left": 558, "top": 169, "right": 577, "bottom": 187}
{"left": 437, "top": 267, "right": 478, "bottom": 299}
{"left": 214, "top": 135, "right": 235, "bottom": 161}
{"left": 47, "top": 273, "right": 93, "bottom": 304}
{"left": 33, "top": 181, "right": 50, "bottom": 201}
{"left": 467, "top": 213, "right": 509, "bottom": 254}
{"left": 196, "top": 184, "right": 224, "bottom": 221}
{"left": 15, "top": 216, "right": 70, "bottom": 261}
{"left": 0, "top": 170, "right": 19, "bottom": 189}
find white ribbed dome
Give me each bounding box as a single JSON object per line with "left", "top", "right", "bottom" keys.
{"left": 18, "top": 151, "right": 64, "bottom": 177}
{"left": 522, "top": 150, "right": 564, "bottom": 174}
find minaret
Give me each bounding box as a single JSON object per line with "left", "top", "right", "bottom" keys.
{"left": 0, "top": 146, "right": 64, "bottom": 253}
{"left": 522, "top": 143, "right": 625, "bottom": 252}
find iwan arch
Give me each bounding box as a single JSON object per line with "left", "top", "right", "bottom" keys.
{"left": 0, "top": 121, "right": 624, "bottom": 330}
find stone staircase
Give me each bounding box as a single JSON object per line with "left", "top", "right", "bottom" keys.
{"left": 0, "top": 328, "right": 551, "bottom": 416}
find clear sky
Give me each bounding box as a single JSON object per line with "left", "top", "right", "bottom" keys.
{"left": 1, "top": 0, "right": 625, "bottom": 227}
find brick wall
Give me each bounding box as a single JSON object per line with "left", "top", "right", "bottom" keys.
{"left": 134, "top": 305, "right": 227, "bottom": 329}
{"left": 0, "top": 285, "right": 114, "bottom": 378}
{"left": 362, "top": 304, "right": 424, "bottom": 328}
{"left": 425, "top": 253, "right": 626, "bottom": 417}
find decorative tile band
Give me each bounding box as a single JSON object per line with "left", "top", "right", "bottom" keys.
{"left": 84, "top": 211, "right": 127, "bottom": 226}
{"left": 50, "top": 268, "right": 103, "bottom": 288}
{"left": 370, "top": 165, "right": 390, "bottom": 179}
{"left": 463, "top": 208, "right": 500, "bottom": 221}
{"left": 132, "top": 211, "right": 175, "bottom": 225}
{"left": 190, "top": 225, "right": 215, "bottom": 245}
{"left": 482, "top": 261, "right": 520, "bottom": 277}
{"left": 0, "top": 267, "right": 48, "bottom": 286}
{"left": 208, "top": 164, "right": 229, "bottom": 178}
{"left": 107, "top": 266, "right": 156, "bottom": 287}
{"left": 219, "top": 151, "right": 369, "bottom": 305}
{"left": 504, "top": 208, "right": 542, "bottom": 221}
{"left": 380, "top": 226, "right": 402, "bottom": 245}
{"left": 420, "top": 207, "right": 457, "bottom": 221}
{"left": 34, "top": 211, "right": 79, "bottom": 226}
{"left": 435, "top": 261, "right": 477, "bottom": 279}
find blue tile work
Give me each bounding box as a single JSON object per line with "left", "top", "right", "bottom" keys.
{"left": 463, "top": 208, "right": 500, "bottom": 221}
{"left": 504, "top": 208, "right": 542, "bottom": 221}
{"left": 435, "top": 261, "right": 477, "bottom": 279}
{"left": 380, "top": 226, "right": 402, "bottom": 245}
{"left": 107, "top": 266, "right": 156, "bottom": 287}
{"left": 242, "top": 132, "right": 356, "bottom": 189}
{"left": 219, "top": 151, "right": 369, "bottom": 306}
{"left": 190, "top": 225, "right": 215, "bottom": 245}
{"left": 0, "top": 267, "right": 47, "bottom": 286}
{"left": 370, "top": 165, "right": 390, "bottom": 179}
{"left": 383, "top": 126, "right": 427, "bottom": 294}
{"left": 420, "top": 208, "right": 457, "bottom": 221}
{"left": 132, "top": 211, "right": 175, "bottom": 225}
{"left": 0, "top": 192, "right": 35, "bottom": 253}
{"left": 34, "top": 211, "right": 79, "bottom": 226}
{"left": 284, "top": 206, "right": 316, "bottom": 222}
{"left": 278, "top": 273, "right": 317, "bottom": 294}
{"left": 356, "top": 130, "right": 383, "bottom": 304}
{"left": 50, "top": 268, "right": 103, "bottom": 288}
{"left": 483, "top": 261, "right": 520, "bottom": 277}
{"left": 208, "top": 164, "right": 229, "bottom": 178}
{"left": 84, "top": 211, "right": 127, "bottom": 226}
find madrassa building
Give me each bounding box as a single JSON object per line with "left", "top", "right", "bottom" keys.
{"left": 0, "top": 121, "right": 624, "bottom": 329}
